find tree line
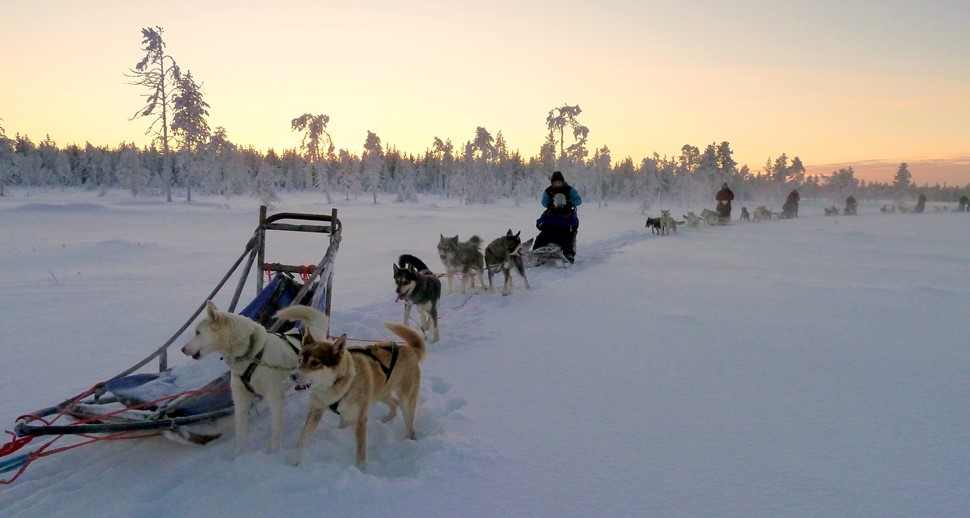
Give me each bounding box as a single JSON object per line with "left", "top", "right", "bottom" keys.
{"left": 0, "top": 27, "right": 965, "bottom": 207}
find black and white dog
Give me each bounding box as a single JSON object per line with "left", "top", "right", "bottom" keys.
{"left": 484, "top": 230, "right": 532, "bottom": 296}
{"left": 393, "top": 254, "right": 442, "bottom": 343}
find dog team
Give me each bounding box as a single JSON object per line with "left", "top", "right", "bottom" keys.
{"left": 179, "top": 225, "right": 538, "bottom": 470}
{"left": 177, "top": 173, "right": 583, "bottom": 469}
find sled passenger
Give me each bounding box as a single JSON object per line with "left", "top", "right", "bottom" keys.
{"left": 844, "top": 195, "right": 857, "bottom": 215}
{"left": 959, "top": 195, "right": 969, "bottom": 212}
{"left": 782, "top": 189, "right": 800, "bottom": 218}
{"left": 914, "top": 192, "right": 927, "bottom": 213}
{"left": 541, "top": 170, "right": 582, "bottom": 212}
{"left": 715, "top": 183, "right": 734, "bottom": 223}
{"left": 535, "top": 171, "right": 581, "bottom": 262}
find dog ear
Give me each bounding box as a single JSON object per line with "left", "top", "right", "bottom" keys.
{"left": 332, "top": 334, "right": 348, "bottom": 353}
{"left": 205, "top": 300, "right": 224, "bottom": 325}
{"left": 514, "top": 230, "right": 521, "bottom": 238}
{"left": 506, "top": 229, "right": 513, "bottom": 236}
{"left": 393, "top": 263, "right": 400, "bottom": 274}
{"left": 302, "top": 329, "right": 317, "bottom": 346}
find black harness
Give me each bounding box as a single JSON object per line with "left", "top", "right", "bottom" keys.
{"left": 329, "top": 343, "right": 400, "bottom": 415}
{"left": 237, "top": 332, "right": 301, "bottom": 394}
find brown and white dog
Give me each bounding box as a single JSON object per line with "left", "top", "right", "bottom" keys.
{"left": 276, "top": 305, "right": 426, "bottom": 469}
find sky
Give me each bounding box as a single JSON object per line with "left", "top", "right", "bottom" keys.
{"left": 2, "top": 0, "right": 969, "bottom": 184}
{"left": 1, "top": 188, "right": 969, "bottom": 516}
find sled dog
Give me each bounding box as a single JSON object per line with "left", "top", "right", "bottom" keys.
{"left": 682, "top": 211, "right": 704, "bottom": 228}
{"left": 753, "top": 206, "right": 773, "bottom": 221}
{"left": 700, "top": 208, "right": 721, "bottom": 226}
{"left": 739, "top": 207, "right": 750, "bottom": 222}
{"left": 645, "top": 217, "right": 663, "bottom": 235}
{"left": 436, "top": 234, "right": 485, "bottom": 294}
{"left": 277, "top": 305, "right": 426, "bottom": 469}
{"left": 484, "top": 229, "right": 533, "bottom": 296}
{"left": 181, "top": 300, "right": 302, "bottom": 455}
{"left": 393, "top": 254, "right": 441, "bottom": 342}
{"left": 659, "top": 210, "right": 685, "bottom": 235}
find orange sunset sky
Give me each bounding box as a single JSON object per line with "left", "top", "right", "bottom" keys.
{"left": 2, "top": 0, "right": 968, "bottom": 185}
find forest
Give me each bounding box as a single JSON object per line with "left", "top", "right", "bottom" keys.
{"left": 0, "top": 27, "right": 965, "bottom": 208}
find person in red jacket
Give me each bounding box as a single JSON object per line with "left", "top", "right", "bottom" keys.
{"left": 715, "top": 183, "right": 734, "bottom": 223}
{"left": 783, "top": 189, "right": 800, "bottom": 218}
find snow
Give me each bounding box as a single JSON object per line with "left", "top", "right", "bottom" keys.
{"left": 1, "top": 189, "right": 969, "bottom": 517}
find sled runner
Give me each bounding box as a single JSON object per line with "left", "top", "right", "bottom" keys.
{"left": 2, "top": 206, "right": 341, "bottom": 480}
{"left": 522, "top": 243, "right": 570, "bottom": 268}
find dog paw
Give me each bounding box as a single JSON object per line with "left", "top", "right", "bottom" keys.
{"left": 286, "top": 452, "right": 302, "bottom": 466}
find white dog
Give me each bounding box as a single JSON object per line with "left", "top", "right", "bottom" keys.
{"left": 180, "top": 300, "right": 303, "bottom": 455}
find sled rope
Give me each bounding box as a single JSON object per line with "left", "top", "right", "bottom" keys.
{"left": 300, "top": 265, "right": 314, "bottom": 283}
{"left": 264, "top": 263, "right": 316, "bottom": 284}
{"left": 1, "top": 384, "right": 229, "bottom": 485}
{"left": 265, "top": 263, "right": 279, "bottom": 283}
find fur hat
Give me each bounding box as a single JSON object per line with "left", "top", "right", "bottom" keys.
{"left": 550, "top": 171, "right": 565, "bottom": 183}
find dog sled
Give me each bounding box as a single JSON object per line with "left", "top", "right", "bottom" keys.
{"left": 525, "top": 202, "right": 577, "bottom": 268}
{"left": 1, "top": 206, "right": 342, "bottom": 481}
{"left": 522, "top": 243, "right": 570, "bottom": 268}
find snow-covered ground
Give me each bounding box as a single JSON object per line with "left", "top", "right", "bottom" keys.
{"left": 1, "top": 189, "right": 968, "bottom": 517}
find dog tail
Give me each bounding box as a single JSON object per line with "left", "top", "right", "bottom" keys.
{"left": 467, "top": 235, "right": 483, "bottom": 248}
{"left": 275, "top": 305, "right": 330, "bottom": 339}
{"left": 398, "top": 253, "right": 431, "bottom": 273}
{"left": 384, "top": 321, "right": 427, "bottom": 363}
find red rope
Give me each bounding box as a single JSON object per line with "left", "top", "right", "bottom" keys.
{"left": 265, "top": 263, "right": 278, "bottom": 283}
{"left": 1, "top": 384, "right": 228, "bottom": 484}
{"left": 300, "top": 265, "right": 314, "bottom": 283}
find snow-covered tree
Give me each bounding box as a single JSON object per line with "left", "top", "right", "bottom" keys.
{"left": 333, "top": 149, "right": 361, "bottom": 200}
{"left": 291, "top": 113, "right": 334, "bottom": 164}
{"left": 253, "top": 159, "right": 280, "bottom": 206}
{"left": 893, "top": 162, "right": 912, "bottom": 193}
{"left": 432, "top": 137, "right": 456, "bottom": 197}
{"left": 772, "top": 153, "right": 791, "bottom": 184}
{"left": 464, "top": 126, "right": 496, "bottom": 203}
{"left": 588, "top": 145, "right": 611, "bottom": 208}
{"left": 789, "top": 156, "right": 806, "bottom": 186}
{"left": 0, "top": 121, "right": 12, "bottom": 196}
{"left": 171, "top": 70, "right": 210, "bottom": 201}
{"left": 127, "top": 26, "right": 180, "bottom": 202}
{"left": 546, "top": 104, "right": 589, "bottom": 161}
{"left": 823, "top": 167, "right": 859, "bottom": 200}
{"left": 716, "top": 141, "right": 737, "bottom": 180}
{"left": 361, "top": 131, "right": 384, "bottom": 203}
{"left": 115, "top": 144, "right": 150, "bottom": 195}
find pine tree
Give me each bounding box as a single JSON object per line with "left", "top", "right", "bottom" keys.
{"left": 171, "top": 70, "right": 211, "bottom": 201}
{"left": 546, "top": 104, "right": 589, "bottom": 161}
{"left": 893, "top": 162, "right": 912, "bottom": 192}
{"left": 127, "top": 26, "right": 180, "bottom": 202}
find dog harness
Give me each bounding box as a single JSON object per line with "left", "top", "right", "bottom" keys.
{"left": 236, "top": 331, "right": 301, "bottom": 394}
{"left": 328, "top": 343, "right": 400, "bottom": 415}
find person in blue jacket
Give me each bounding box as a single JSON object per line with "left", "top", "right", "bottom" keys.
{"left": 534, "top": 171, "right": 582, "bottom": 262}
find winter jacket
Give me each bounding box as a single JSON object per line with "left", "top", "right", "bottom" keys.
{"left": 542, "top": 183, "right": 582, "bottom": 210}
{"left": 715, "top": 187, "right": 734, "bottom": 215}
{"left": 537, "top": 205, "right": 579, "bottom": 233}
